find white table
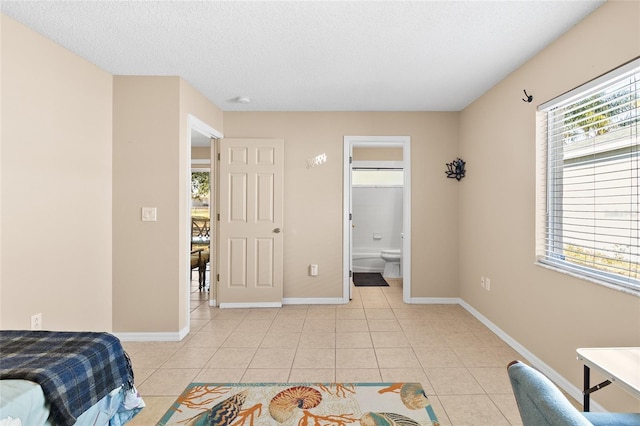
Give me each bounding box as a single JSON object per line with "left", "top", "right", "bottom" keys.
{"left": 576, "top": 347, "right": 640, "bottom": 411}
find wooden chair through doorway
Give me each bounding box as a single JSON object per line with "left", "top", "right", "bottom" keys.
{"left": 190, "top": 216, "right": 210, "bottom": 291}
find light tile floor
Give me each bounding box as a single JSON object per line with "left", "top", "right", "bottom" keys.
{"left": 125, "top": 276, "right": 535, "bottom": 425}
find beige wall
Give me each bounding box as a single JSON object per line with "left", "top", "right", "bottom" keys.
{"left": 191, "top": 147, "right": 211, "bottom": 161}
{"left": 112, "top": 76, "right": 181, "bottom": 333}
{"left": 112, "top": 77, "right": 222, "bottom": 334}
{"left": 1, "top": 15, "right": 114, "bottom": 330}
{"left": 0, "top": 17, "right": 223, "bottom": 335}
{"left": 222, "top": 112, "right": 460, "bottom": 299}
{"left": 179, "top": 79, "right": 223, "bottom": 330}
{"left": 459, "top": 0, "right": 640, "bottom": 412}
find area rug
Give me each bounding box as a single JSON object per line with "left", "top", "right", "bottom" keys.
{"left": 353, "top": 272, "right": 389, "bottom": 287}
{"left": 158, "top": 382, "right": 439, "bottom": 425}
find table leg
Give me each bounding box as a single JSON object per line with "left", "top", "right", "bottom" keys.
{"left": 583, "top": 364, "right": 590, "bottom": 412}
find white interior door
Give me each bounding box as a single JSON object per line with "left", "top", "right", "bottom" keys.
{"left": 209, "top": 137, "right": 218, "bottom": 306}
{"left": 348, "top": 148, "right": 354, "bottom": 300}
{"left": 218, "top": 138, "right": 284, "bottom": 307}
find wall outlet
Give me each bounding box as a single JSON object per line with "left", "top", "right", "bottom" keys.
{"left": 485, "top": 277, "right": 491, "bottom": 291}
{"left": 141, "top": 207, "right": 157, "bottom": 222}
{"left": 480, "top": 276, "right": 485, "bottom": 289}
{"left": 31, "top": 313, "right": 42, "bottom": 330}
{"left": 309, "top": 264, "right": 318, "bottom": 276}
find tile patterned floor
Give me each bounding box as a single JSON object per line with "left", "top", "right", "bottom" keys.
{"left": 124, "top": 277, "right": 536, "bottom": 425}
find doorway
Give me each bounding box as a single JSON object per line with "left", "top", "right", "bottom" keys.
{"left": 187, "top": 115, "right": 222, "bottom": 329}
{"left": 343, "top": 136, "right": 411, "bottom": 303}
{"left": 351, "top": 167, "right": 404, "bottom": 279}
{"left": 190, "top": 169, "right": 210, "bottom": 292}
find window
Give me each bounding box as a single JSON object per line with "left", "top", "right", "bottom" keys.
{"left": 537, "top": 58, "right": 639, "bottom": 293}
{"left": 191, "top": 170, "right": 210, "bottom": 219}
{"left": 352, "top": 169, "right": 404, "bottom": 186}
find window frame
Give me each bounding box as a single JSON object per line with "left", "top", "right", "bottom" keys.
{"left": 536, "top": 58, "right": 640, "bottom": 296}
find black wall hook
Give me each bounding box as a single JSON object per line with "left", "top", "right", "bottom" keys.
{"left": 522, "top": 89, "right": 533, "bottom": 103}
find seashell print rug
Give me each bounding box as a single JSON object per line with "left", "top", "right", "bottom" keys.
{"left": 157, "top": 382, "right": 440, "bottom": 425}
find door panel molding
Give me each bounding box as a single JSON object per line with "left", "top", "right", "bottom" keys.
{"left": 218, "top": 138, "right": 284, "bottom": 307}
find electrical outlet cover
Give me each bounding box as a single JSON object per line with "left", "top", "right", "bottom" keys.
{"left": 31, "top": 313, "right": 42, "bottom": 330}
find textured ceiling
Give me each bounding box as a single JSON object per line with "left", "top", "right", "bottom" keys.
{"left": 2, "top": 1, "right": 604, "bottom": 112}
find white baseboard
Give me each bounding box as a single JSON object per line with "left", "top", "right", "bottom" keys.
{"left": 218, "top": 302, "right": 282, "bottom": 309}
{"left": 409, "top": 297, "right": 460, "bottom": 304}
{"left": 283, "top": 297, "right": 347, "bottom": 305}
{"left": 114, "top": 324, "right": 189, "bottom": 342}
{"left": 458, "top": 299, "right": 606, "bottom": 413}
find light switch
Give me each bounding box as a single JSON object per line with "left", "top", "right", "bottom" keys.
{"left": 142, "top": 207, "right": 157, "bottom": 222}
{"left": 310, "top": 264, "right": 318, "bottom": 276}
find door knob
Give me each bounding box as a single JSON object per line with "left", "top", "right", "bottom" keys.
{"left": 273, "top": 228, "right": 281, "bottom": 233}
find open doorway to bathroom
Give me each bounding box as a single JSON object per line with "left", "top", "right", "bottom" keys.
{"left": 351, "top": 167, "right": 404, "bottom": 284}
{"left": 343, "top": 136, "right": 411, "bottom": 303}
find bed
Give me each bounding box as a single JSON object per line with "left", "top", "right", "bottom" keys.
{"left": 0, "top": 330, "right": 144, "bottom": 426}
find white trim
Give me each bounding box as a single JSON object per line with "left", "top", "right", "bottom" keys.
{"left": 406, "top": 296, "right": 607, "bottom": 412}
{"left": 343, "top": 141, "right": 352, "bottom": 302}
{"left": 186, "top": 114, "right": 223, "bottom": 328}
{"left": 219, "top": 302, "right": 282, "bottom": 309}
{"left": 343, "top": 136, "right": 411, "bottom": 304}
{"left": 409, "top": 297, "right": 460, "bottom": 304}
{"left": 190, "top": 115, "right": 224, "bottom": 140}
{"left": 539, "top": 57, "right": 640, "bottom": 111}
{"left": 535, "top": 261, "right": 640, "bottom": 298}
{"left": 459, "top": 299, "right": 607, "bottom": 413}
{"left": 113, "top": 326, "right": 189, "bottom": 342}
{"left": 283, "top": 297, "right": 347, "bottom": 305}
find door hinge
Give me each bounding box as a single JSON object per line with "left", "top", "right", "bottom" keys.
{"left": 349, "top": 156, "right": 353, "bottom": 164}
{"left": 217, "top": 274, "right": 220, "bottom": 282}
{"left": 349, "top": 213, "right": 352, "bottom": 221}
{"left": 217, "top": 153, "right": 220, "bottom": 161}
{"left": 349, "top": 270, "right": 352, "bottom": 278}
{"left": 217, "top": 213, "right": 220, "bottom": 221}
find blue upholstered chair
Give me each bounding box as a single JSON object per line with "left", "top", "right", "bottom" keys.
{"left": 507, "top": 360, "right": 640, "bottom": 426}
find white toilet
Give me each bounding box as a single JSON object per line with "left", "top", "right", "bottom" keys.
{"left": 380, "top": 249, "right": 402, "bottom": 278}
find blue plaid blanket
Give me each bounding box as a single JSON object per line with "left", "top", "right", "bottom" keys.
{"left": 0, "top": 330, "right": 134, "bottom": 426}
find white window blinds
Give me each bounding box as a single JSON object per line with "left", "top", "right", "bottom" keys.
{"left": 537, "top": 58, "right": 639, "bottom": 293}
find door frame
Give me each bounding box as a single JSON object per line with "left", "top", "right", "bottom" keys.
{"left": 343, "top": 136, "right": 411, "bottom": 303}
{"left": 186, "top": 115, "right": 223, "bottom": 328}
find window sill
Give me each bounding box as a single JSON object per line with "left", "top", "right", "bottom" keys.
{"left": 535, "top": 261, "right": 640, "bottom": 298}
